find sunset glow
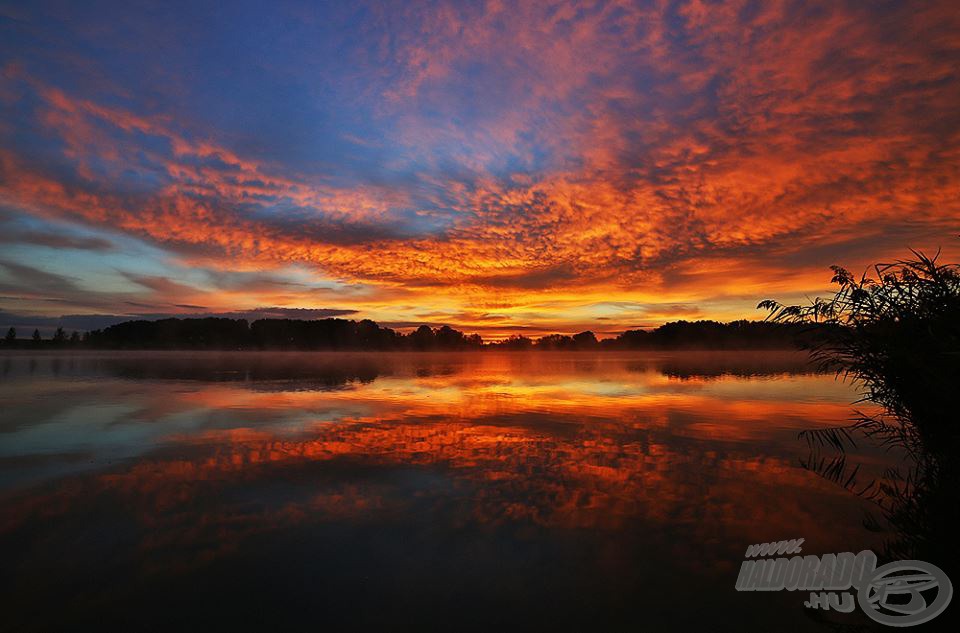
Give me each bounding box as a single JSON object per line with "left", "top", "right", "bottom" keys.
{"left": 2, "top": 1, "right": 959, "bottom": 338}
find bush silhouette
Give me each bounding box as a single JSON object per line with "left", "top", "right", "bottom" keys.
{"left": 760, "top": 249, "right": 960, "bottom": 447}
{"left": 761, "top": 248, "right": 960, "bottom": 565}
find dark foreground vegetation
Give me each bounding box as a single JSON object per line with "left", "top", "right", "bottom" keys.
{"left": 1, "top": 318, "right": 824, "bottom": 351}
{"left": 762, "top": 248, "right": 960, "bottom": 566}
{"left": 760, "top": 249, "right": 960, "bottom": 446}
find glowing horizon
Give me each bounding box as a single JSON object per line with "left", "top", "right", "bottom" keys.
{"left": 1, "top": 1, "right": 958, "bottom": 340}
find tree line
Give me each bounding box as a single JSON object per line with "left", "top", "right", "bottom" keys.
{"left": 490, "top": 319, "right": 825, "bottom": 350}
{"left": 3, "top": 326, "right": 82, "bottom": 348}
{"left": 1, "top": 317, "right": 824, "bottom": 351}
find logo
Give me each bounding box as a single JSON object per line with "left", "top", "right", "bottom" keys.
{"left": 859, "top": 560, "right": 953, "bottom": 627}
{"left": 735, "top": 539, "right": 952, "bottom": 627}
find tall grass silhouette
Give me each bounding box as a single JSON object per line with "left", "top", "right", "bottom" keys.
{"left": 760, "top": 248, "right": 960, "bottom": 565}
{"left": 760, "top": 249, "right": 960, "bottom": 447}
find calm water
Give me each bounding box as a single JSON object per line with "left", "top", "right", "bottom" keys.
{"left": 0, "top": 351, "right": 898, "bottom": 631}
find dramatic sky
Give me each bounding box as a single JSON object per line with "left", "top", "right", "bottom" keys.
{"left": 1, "top": 0, "right": 958, "bottom": 338}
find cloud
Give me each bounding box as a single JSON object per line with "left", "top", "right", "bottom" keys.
{"left": 0, "top": 229, "right": 113, "bottom": 251}
{"left": 1, "top": 0, "right": 958, "bottom": 332}
{"left": 246, "top": 307, "right": 358, "bottom": 319}
{"left": 0, "top": 259, "right": 85, "bottom": 297}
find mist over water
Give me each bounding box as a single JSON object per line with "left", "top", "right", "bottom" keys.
{"left": 0, "top": 351, "right": 897, "bottom": 630}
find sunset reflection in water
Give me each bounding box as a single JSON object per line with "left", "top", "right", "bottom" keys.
{"left": 0, "top": 352, "right": 895, "bottom": 631}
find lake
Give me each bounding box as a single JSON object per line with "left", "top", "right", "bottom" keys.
{"left": 0, "top": 351, "right": 898, "bottom": 631}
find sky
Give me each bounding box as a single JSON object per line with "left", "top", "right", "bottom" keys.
{"left": 1, "top": 0, "right": 958, "bottom": 339}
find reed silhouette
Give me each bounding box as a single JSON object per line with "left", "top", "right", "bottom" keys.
{"left": 760, "top": 249, "right": 960, "bottom": 446}
{"left": 761, "top": 248, "right": 960, "bottom": 568}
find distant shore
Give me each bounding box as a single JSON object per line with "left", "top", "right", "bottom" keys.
{"left": 3, "top": 316, "right": 830, "bottom": 352}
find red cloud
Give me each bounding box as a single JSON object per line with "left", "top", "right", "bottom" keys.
{"left": 1, "top": 0, "right": 958, "bottom": 333}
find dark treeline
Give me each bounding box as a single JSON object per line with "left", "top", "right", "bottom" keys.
{"left": 492, "top": 320, "right": 826, "bottom": 350}
{"left": 2, "top": 318, "right": 825, "bottom": 351}
{"left": 50, "top": 319, "right": 481, "bottom": 350}
{"left": 611, "top": 319, "right": 828, "bottom": 350}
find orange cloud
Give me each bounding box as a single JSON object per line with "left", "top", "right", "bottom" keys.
{"left": 1, "top": 0, "right": 958, "bottom": 334}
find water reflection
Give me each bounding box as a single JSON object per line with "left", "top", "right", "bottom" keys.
{"left": 0, "top": 352, "right": 895, "bottom": 631}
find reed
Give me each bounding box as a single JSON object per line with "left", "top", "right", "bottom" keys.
{"left": 759, "top": 249, "right": 960, "bottom": 448}
{"left": 761, "top": 248, "right": 960, "bottom": 565}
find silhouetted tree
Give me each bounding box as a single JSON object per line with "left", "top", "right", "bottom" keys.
{"left": 601, "top": 320, "right": 820, "bottom": 350}
{"left": 88, "top": 318, "right": 251, "bottom": 350}
{"left": 572, "top": 330, "right": 598, "bottom": 349}
{"left": 490, "top": 335, "right": 534, "bottom": 350}
{"left": 409, "top": 325, "right": 437, "bottom": 351}
{"left": 69, "top": 331, "right": 81, "bottom": 346}
{"left": 4, "top": 327, "right": 14, "bottom": 345}
{"left": 52, "top": 326, "right": 66, "bottom": 345}
{"left": 535, "top": 334, "right": 575, "bottom": 350}
{"left": 31, "top": 329, "right": 41, "bottom": 345}
{"left": 66, "top": 316, "right": 815, "bottom": 352}
{"left": 356, "top": 319, "right": 400, "bottom": 350}
{"left": 432, "top": 325, "right": 482, "bottom": 350}
{"left": 83, "top": 317, "right": 486, "bottom": 351}
{"left": 607, "top": 328, "right": 647, "bottom": 349}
